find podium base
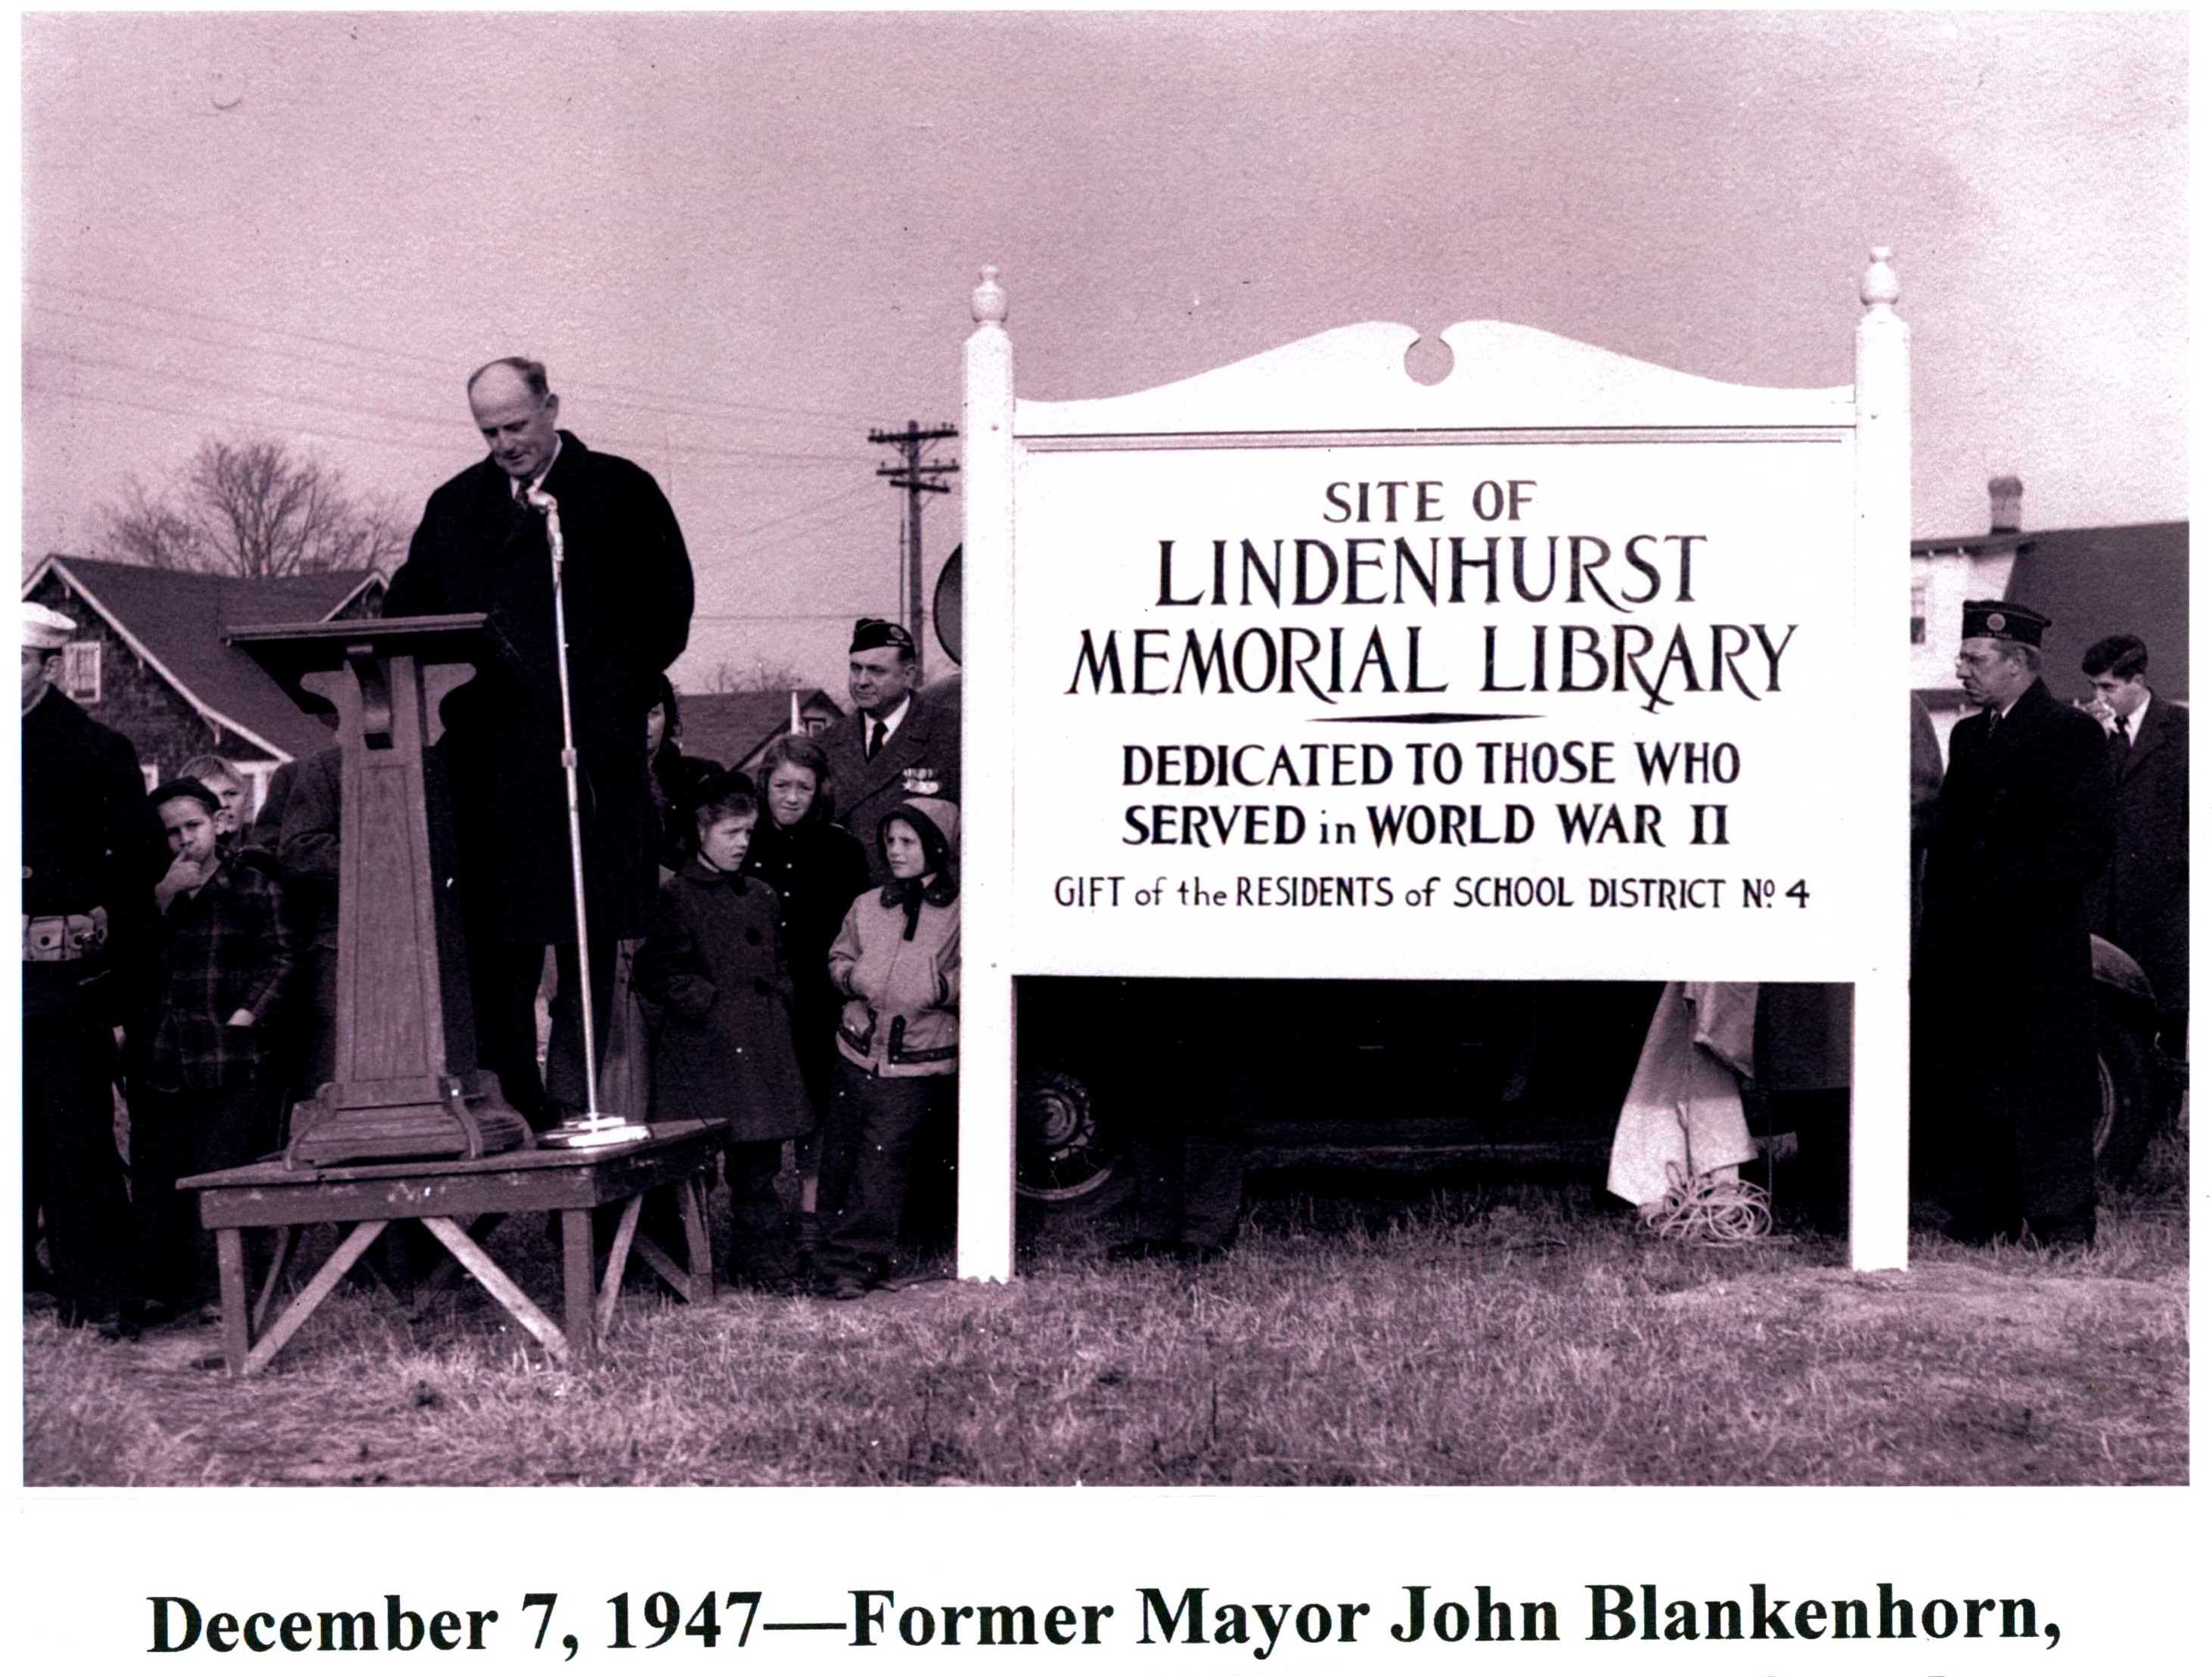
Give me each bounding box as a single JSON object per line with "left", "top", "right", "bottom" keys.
{"left": 286, "top": 1070, "right": 530, "bottom": 1169}
{"left": 536, "top": 1113, "right": 654, "bottom": 1151}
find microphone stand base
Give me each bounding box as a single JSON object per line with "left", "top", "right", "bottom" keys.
{"left": 536, "top": 1113, "right": 654, "bottom": 1151}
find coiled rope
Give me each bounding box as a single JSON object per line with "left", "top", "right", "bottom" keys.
{"left": 1638, "top": 1162, "right": 1773, "bottom": 1245}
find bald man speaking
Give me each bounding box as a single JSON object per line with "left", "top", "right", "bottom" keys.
{"left": 386, "top": 357, "right": 694, "bottom": 1128}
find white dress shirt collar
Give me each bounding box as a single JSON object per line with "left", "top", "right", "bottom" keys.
{"left": 510, "top": 433, "right": 563, "bottom": 500}
{"left": 870, "top": 694, "right": 914, "bottom": 744}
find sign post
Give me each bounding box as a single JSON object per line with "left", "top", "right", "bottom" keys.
{"left": 1849, "top": 248, "right": 1913, "bottom": 1271}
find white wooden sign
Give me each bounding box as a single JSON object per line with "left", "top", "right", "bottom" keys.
{"left": 960, "top": 258, "right": 1910, "bottom": 1277}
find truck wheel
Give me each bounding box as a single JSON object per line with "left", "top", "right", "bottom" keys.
{"left": 1016, "top": 1070, "right": 1117, "bottom": 1203}
{"left": 2094, "top": 1002, "right": 2158, "bottom": 1188}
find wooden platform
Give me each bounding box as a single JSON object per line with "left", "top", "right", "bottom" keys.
{"left": 182, "top": 1122, "right": 724, "bottom": 1377}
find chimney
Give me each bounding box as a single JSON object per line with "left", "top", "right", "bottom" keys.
{"left": 1988, "top": 474, "right": 2023, "bottom": 535}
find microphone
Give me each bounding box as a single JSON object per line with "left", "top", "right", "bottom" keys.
{"left": 526, "top": 485, "right": 564, "bottom": 564}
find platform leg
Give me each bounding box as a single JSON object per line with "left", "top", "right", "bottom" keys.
{"left": 244, "top": 1221, "right": 389, "bottom": 1377}
{"left": 216, "top": 1228, "right": 250, "bottom": 1378}
{"left": 680, "top": 1175, "right": 713, "bottom": 1299}
{"left": 560, "top": 1209, "right": 597, "bottom": 1364}
{"left": 251, "top": 1225, "right": 297, "bottom": 1334}
{"left": 419, "top": 1217, "right": 565, "bottom": 1360}
{"left": 594, "top": 1194, "right": 644, "bottom": 1339}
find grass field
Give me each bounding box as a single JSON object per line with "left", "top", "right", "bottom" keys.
{"left": 23, "top": 1129, "right": 2187, "bottom": 1488}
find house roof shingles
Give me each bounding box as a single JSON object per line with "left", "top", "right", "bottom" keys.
{"left": 678, "top": 690, "right": 843, "bottom": 772}
{"left": 32, "top": 554, "right": 380, "bottom": 761}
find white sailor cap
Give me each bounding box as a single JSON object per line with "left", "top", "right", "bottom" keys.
{"left": 23, "top": 603, "right": 78, "bottom": 651}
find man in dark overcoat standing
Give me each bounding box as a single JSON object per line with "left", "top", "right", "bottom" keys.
{"left": 21, "top": 603, "right": 169, "bottom": 1333}
{"left": 384, "top": 358, "right": 694, "bottom": 1126}
{"left": 2080, "top": 634, "right": 2188, "bottom": 1055}
{"left": 821, "top": 618, "right": 960, "bottom": 889}
{"left": 1914, "top": 600, "right": 2114, "bottom": 1247}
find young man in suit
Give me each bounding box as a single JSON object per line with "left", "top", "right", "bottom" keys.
{"left": 2081, "top": 634, "right": 2188, "bottom": 1057}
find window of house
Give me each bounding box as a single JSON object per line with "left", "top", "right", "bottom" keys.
{"left": 1909, "top": 582, "right": 1928, "bottom": 646}
{"left": 804, "top": 715, "right": 830, "bottom": 736}
{"left": 60, "top": 641, "right": 101, "bottom": 703}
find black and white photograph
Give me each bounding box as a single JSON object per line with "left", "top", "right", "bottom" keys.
{"left": 10, "top": 8, "right": 2192, "bottom": 1671}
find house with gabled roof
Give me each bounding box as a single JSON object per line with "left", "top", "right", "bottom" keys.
{"left": 21, "top": 554, "right": 385, "bottom": 812}
{"left": 1910, "top": 477, "right": 2188, "bottom": 752}
{"left": 677, "top": 688, "right": 845, "bottom": 777}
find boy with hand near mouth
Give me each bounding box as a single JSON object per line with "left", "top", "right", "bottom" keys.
{"left": 133, "top": 778, "right": 296, "bottom": 1321}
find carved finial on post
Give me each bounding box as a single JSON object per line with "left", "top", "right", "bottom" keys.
{"left": 1860, "top": 245, "right": 1900, "bottom": 312}
{"left": 973, "top": 265, "right": 1007, "bottom": 326}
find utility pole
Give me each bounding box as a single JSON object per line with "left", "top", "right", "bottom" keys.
{"left": 870, "top": 421, "right": 958, "bottom": 677}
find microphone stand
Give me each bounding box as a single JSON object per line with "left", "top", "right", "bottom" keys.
{"left": 526, "top": 486, "right": 650, "bottom": 1151}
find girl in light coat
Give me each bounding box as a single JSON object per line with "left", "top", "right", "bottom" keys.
{"left": 813, "top": 797, "right": 959, "bottom": 1298}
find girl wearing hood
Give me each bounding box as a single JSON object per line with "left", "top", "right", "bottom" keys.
{"left": 813, "top": 797, "right": 960, "bottom": 1299}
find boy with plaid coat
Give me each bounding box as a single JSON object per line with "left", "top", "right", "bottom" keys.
{"left": 133, "top": 778, "right": 296, "bottom": 1318}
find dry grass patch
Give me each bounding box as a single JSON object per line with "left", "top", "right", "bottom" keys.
{"left": 23, "top": 1130, "right": 2186, "bottom": 1487}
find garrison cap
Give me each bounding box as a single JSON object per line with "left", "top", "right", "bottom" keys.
{"left": 23, "top": 604, "right": 76, "bottom": 651}
{"left": 1961, "top": 599, "right": 2049, "bottom": 647}
{"left": 850, "top": 616, "right": 916, "bottom": 657}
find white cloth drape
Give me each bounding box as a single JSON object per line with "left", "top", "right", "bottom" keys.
{"left": 1605, "top": 981, "right": 1759, "bottom": 1210}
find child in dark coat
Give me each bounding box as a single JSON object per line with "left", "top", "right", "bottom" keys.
{"left": 634, "top": 772, "right": 814, "bottom": 1291}
{"left": 135, "top": 778, "right": 296, "bottom": 1318}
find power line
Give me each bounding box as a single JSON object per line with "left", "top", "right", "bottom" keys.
{"left": 690, "top": 610, "right": 893, "bottom": 623}
{"left": 27, "top": 279, "right": 880, "bottom": 426}
{"left": 25, "top": 378, "right": 461, "bottom": 456}
{"left": 26, "top": 346, "right": 871, "bottom": 467}
{"left": 25, "top": 297, "right": 850, "bottom": 440}
{"left": 724, "top": 478, "right": 885, "bottom": 543}
{"left": 27, "top": 343, "right": 466, "bottom": 433}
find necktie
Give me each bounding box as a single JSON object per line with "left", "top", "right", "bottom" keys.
{"left": 867, "top": 719, "right": 886, "bottom": 761}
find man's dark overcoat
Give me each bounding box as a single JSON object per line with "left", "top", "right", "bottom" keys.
{"left": 632, "top": 862, "right": 813, "bottom": 1141}
{"left": 821, "top": 690, "right": 960, "bottom": 888}
{"left": 384, "top": 432, "right": 693, "bottom": 943}
{"left": 1915, "top": 678, "right": 2115, "bottom": 1231}
{"left": 2092, "top": 694, "right": 2188, "bottom": 1022}
{"left": 22, "top": 687, "right": 167, "bottom": 1318}
{"left": 23, "top": 688, "right": 168, "bottom": 998}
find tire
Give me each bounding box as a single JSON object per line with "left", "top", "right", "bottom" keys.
{"left": 1016, "top": 1070, "right": 1117, "bottom": 1203}
{"left": 2093, "top": 998, "right": 2159, "bottom": 1188}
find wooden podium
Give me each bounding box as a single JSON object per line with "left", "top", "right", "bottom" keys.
{"left": 230, "top": 615, "right": 529, "bottom": 1166}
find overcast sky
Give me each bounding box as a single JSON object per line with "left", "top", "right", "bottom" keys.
{"left": 20, "top": 11, "right": 2188, "bottom": 693}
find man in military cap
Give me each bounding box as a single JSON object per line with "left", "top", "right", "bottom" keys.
{"left": 1914, "top": 600, "right": 2114, "bottom": 1247}
{"left": 20, "top": 603, "right": 168, "bottom": 1334}
{"left": 822, "top": 617, "right": 961, "bottom": 889}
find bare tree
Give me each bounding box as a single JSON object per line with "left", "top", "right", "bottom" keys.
{"left": 101, "top": 480, "right": 208, "bottom": 570}
{"left": 99, "top": 438, "right": 409, "bottom": 578}
{"left": 708, "top": 656, "right": 817, "bottom": 694}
